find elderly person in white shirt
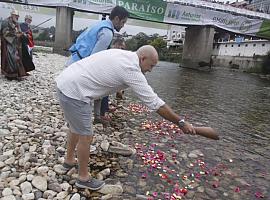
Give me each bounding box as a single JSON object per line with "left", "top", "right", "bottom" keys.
{"left": 55, "top": 45, "right": 195, "bottom": 190}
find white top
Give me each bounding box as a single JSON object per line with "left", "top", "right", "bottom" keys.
{"left": 56, "top": 49, "right": 165, "bottom": 111}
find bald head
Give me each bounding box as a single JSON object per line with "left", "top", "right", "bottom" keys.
{"left": 137, "top": 45, "right": 158, "bottom": 60}
{"left": 136, "top": 45, "right": 159, "bottom": 74}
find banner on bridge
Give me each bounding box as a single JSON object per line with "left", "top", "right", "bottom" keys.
{"left": 1, "top": 0, "right": 270, "bottom": 38}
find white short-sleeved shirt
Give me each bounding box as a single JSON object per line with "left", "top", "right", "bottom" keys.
{"left": 56, "top": 49, "right": 165, "bottom": 111}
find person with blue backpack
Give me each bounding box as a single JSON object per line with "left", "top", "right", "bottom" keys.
{"left": 66, "top": 6, "right": 129, "bottom": 66}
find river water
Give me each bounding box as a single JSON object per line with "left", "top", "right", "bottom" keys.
{"left": 122, "top": 62, "right": 270, "bottom": 199}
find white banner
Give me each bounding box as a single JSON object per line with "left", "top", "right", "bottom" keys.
{"left": 1, "top": 0, "right": 269, "bottom": 38}
{"left": 164, "top": 4, "right": 264, "bottom": 35}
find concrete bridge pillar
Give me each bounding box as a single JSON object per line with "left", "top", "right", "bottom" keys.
{"left": 53, "top": 7, "right": 74, "bottom": 55}
{"left": 182, "top": 26, "right": 215, "bottom": 69}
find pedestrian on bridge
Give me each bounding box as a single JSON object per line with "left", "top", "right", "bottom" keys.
{"left": 55, "top": 45, "right": 195, "bottom": 190}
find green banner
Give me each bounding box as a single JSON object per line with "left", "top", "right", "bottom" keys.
{"left": 116, "top": 0, "right": 167, "bottom": 22}
{"left": 256, "top": 19, "right": 270, "bottom": 39}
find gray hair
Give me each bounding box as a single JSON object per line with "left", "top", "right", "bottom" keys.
{"left": 25, "top": 15, "right": 32, "bottom": 20}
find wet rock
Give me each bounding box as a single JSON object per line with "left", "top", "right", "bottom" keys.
{"left": 135, "top": 194, "right": 149, "bottom": 199}
{"left": 205, "top": 188, "right": 218, "bottom": 198}
{"left": 188, "top": 149, "right": 204, "bottom": 158}
{"left": 108, "top": 146, "right": 135, "bottom": 156}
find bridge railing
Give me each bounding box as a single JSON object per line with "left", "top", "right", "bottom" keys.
{"left": 168, "top": 0, "right": 270, "bottom": 19}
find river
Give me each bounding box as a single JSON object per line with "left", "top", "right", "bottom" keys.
{"left": 122, "top": 61, "right": 270, "bottom": 199}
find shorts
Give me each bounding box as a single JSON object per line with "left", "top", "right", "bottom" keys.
{"left": 56, "top": 88, "right": 93, "bottom": 136}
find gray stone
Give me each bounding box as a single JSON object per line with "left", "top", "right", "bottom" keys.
{"left": 36, "top": 166, "right": 49, "bottom": 175}
{"left": 100, "top": 194, "right": 113, "bottom": 200}
{"left": 108, "top": 146, "right": 136, "bottom": 156}
{"left": 2, "top": 188, "right": 13, "bottom": 196}
{"left": 43, "top": 190, "right": 57, "bottom": 198}
{"left": 20, "top": 181, "right": 32, "bottom": 194}
{"left": 3, "top": 150, "right": 14, "bottom": 156}
{"left": 32, "top": 176, "right": 47, "bottom": 192}
{"left": 53, "top": 164, "right": 67, "bottom": 175}
{"left": 56, "top": 191, "right": 68, "bottom": 199}
{"left": 9, "top": 180, "right": 20, "bottom": 187}
{"left": 100, "top": 140, "right": 110, "bottom": 151}
{"left": 98, "top": 184, "right": 123, "bottom": 195}
{"left": 70, "top": 193, "right": 80, "bottom": 200}
{"left": 22, "top": 193, "right": 35, "bottom": 200}
{"left": 0, "top": 129, "right": 10, "bottom": 136}
{"left": 0, "top": 195, "right": 16, "bottom": 200}
{"left": 47, "top": 182, "right": 62, "bottom": 193}
{"left": 60, "top": 182, "right": 71, "bottom": 191}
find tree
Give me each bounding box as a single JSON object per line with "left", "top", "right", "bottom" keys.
{"left": 125, "top": 33, "right": 182, "bottom": 63}
{"left": 150, "top": 37, "right": 167, "bottom": 50}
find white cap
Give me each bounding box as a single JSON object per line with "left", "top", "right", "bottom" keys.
{"left": 10, "top": 10, "right": 19, "bottom": 16}
{"left": 25, "top": 15, "right": 32, "bottom": 20}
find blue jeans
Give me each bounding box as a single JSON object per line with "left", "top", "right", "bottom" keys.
{"left": 101, "top": 96, "right": 109, "bottom": 116}
{"left": 94, "top": 96, "right": 109, "bottom": 118}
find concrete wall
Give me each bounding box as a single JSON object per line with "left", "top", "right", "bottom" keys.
{"left": 212, "top": 55, "right": 263, "bottom": 71}
{"left": 54, "top": 7, "right": 74, "bottom": 55}
{"left": 182, "top": 26, "right": 215, "bottom": 68}
{"left": 213, "top": 40, "right": 270, "bottom": 57}
{"left": 212, "top": 40, "right": 269, "bottom": 71}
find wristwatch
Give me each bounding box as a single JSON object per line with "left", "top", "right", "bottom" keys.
{"left": 178, "top": 119, "right": 186, "bottom": 128}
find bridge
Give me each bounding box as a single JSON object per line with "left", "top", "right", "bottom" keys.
{"left": 1, "top": 0, "right": 270, "bottom": 68}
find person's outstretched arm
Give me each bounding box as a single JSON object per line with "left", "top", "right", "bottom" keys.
{"left": 157, "top": 104, "right": 196, "bottom": 134}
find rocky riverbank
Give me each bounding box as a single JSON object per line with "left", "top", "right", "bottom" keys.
{"left": 0, "top": 52, "right": 269, "bottom": 200}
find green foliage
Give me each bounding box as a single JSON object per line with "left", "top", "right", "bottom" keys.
{"left": 150, "top": 37, "right": 167, "bottom": 50}
{"left": 35, "top": 30, "right": 49, "bottom": 41}
{"left": 125, "top": 32, "right": 150, "bottom": 51}
{"left": 261, "top": 51, "right": 270, "bottom": 74}
{"left": 125, "top": 32, "right": 182, "bottom": 63}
